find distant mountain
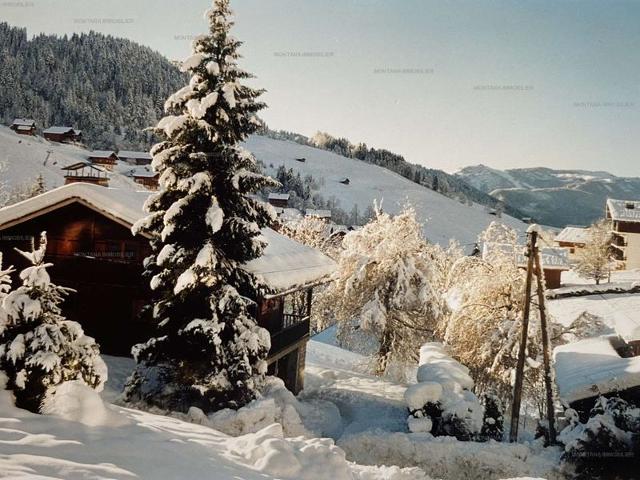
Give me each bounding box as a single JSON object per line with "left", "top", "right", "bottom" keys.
{"left": 0, "top": 23, "right": 186, "bottom": 151}
{"left": 456, "top": 165, "right": 640, "bottom": 227}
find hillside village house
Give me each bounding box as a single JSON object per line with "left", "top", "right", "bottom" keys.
{"left": 554, "top": 226, "right": 590, "bottom": 258}
{"left": 43, "top": 126, "right": 82, "bottom": 143}
{"left": 88, "top": 150, "right": 119, "bottom": 170}
{"left": 10, "top": 118, "right": 36, "bottom": 136}
{"left": 268, "top": 192, "right": 290, "bottom": 208}
{"left": 305, "top": 209, "right": 332, "bottom": 220}
{"left": 61, "top": 161, "right": 110, "bottom": 186}
{"left": 128, "top": 167, "right": 159, "bottom": 190}
{"left": 606, "top": 198, "right": 640, "bottom": 269}
{"left": 0, "top": 184, "right": 336, "bottom": 393}
{"left": 118, "top": 151, "right": 152, "bottom": 165}
{"left": 482, "top": 242, "right": 570, "bottom": 288}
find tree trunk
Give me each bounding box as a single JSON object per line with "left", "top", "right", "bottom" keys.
{"left": 375, "top": 326, "right": 392, "bottom": 376}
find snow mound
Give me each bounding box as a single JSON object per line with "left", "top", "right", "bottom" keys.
{"left": 41, "top": 380, "right": 129, "bottom": 427}
{"left": 417, "top": 343, "right": 474, "bottom": 390}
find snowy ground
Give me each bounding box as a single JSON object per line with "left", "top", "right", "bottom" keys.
{"left": 0, "top": 333, "right": 564, "bottom": 480}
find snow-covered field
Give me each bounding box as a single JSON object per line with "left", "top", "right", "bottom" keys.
{"left": 0, "top": 334, "right": 563, "bottom": 480}
{"left": 245, "top": 136, "right": 526, "bottom": 247}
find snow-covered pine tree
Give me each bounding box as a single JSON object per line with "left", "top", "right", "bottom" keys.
{"left": 0, "top": 233, "right": 105, "bottom": 413}
{"left": 124, "top": 0, "right": 277, "bottom": 413}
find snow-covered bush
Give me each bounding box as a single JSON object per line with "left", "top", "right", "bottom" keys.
{"left": 124, "top": 0, "right": 278, "bottom": 413}
{"left": 480, "top": 393, "right": 505, "bottom": 441}
{"left": 560, "top": 396, "right": 639, "bottom": 479}
{"left": 0, "top": 233, "right": 106, "bottom": 413}
{"left": 404, "top": 343, "right": 486, "bottom": 441}
{"left": 319, "top": 205, "right": 442, "bottom": 376}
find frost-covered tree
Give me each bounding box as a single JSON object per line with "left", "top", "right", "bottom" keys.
{"left": 0, "top": 233, "right": 105, "bottom": 413}
{"left": 575, "top": 220, "right": 612, "bottom": 285}
{"left": 320, "top": 206, "right": 441, "bottom": 375}
{"left": 441, "top": 223, "right": 542, "bottom": 400}
{"left": 124, "top": 0, "right": 277, "bottom": 413}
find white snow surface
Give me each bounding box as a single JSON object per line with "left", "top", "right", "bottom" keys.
{"left": 244, "top": 136, "right": 526, "bottom": 248}
{"left": 553, "top": 335, "right": 640, "bottom": 404}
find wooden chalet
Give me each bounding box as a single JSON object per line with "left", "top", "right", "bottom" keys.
{"left": 10, "top": 118, "right": 36, "bottom": 136}
{"left": 128, "top": 167, "right": 159, "bottom": 190}
{"left": 0, "top": 184, "right": 336, "bottom": 393}
{"left": 305, "top": 209, "right": 332, "bottom": 220}
{"left": 88, "top": 151, "right": 119, "bottom": 170}
{"left": 61, "top": 162, "right": 110, "bottom": 187}
{"left": 43, "top": 126, "right": 82, "bottom": 143}
{"left": 268, "top": 192, "right": 290, "bottom": 208}
{"left": 118, "top": 150, "right": 152, "bottom": 165}
{"left": 554, "top": 226, "right": 589, "bottom": 256}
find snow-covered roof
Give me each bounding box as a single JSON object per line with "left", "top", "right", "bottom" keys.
{"left": 554, "top": 336, "right": 640, "bottom": 404}
{"left": 268, "top": 193, "right": 290, "bottom": 201}
{"left": 43, "top": 126, "right": 77, "bottom": 135}
{"left": 554, "top": 226, "right": 590, "bottom": 245}
{"left": 88, "top": 150, "right": 118, "bottom": 159}
{"left": 606, "top": 198, "right": 640, "bottom": 222}
{"left": 12, "top": 118, "right": 35, "bottom": 127}
{"left": 61, "top": 161, "right": 107, "bottom": 173}
{"left": 15, "top": 126, "right": 33, "bottom": 131}
{"left": 127, "top": 167, "right": 157, "bottom": 178}
{"left": 0, "top": 184, "right": 335, "bottom": 291}
{"left": 244, "top": 228, "right": 336, "bottom": 292}
{"left": 118, "top": 150, "right": 152, "bottom": 160}
{"left": 305, "top": 209, "right": 332, "bottom": 219}
{"left": 482, "top": 242, "right": 570, "bottom": 270}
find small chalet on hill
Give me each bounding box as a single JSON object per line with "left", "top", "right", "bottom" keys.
{"left": 0, "top": 184, "right": 336, "bottom": 393}
{"left": 43, "top": 126, "right": 82, "bottom": 143}
{"left": 268, "top": 192, "right": 290, "bottom": 208}
{"left": 88, "top": 151, "right": 119, "bottom": 170}
{"left": 127, "top": 167, "right": 159, "bottom": 190}
{"left": 10, "top": 118, "right": 36, "bottom": 136}
{"left": 554, "top": 226, "right": 589, "bottom": 257}
{"left": 606, "top": 198, "right": 640, "bottom": 269}
{"left": 482, "top": 242, "right": 570, "bottom": 288}
{"left": 118, "top": 151, "right": 152, "bottom": 165}
{"left": 305, "top": 209, "right": 332, "bottom": 220}
{"left": 61, "top": 162, "right": 110, "bottom": 187}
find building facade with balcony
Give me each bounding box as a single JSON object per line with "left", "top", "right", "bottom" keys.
{"left": 606, "top": 198, "right": 640, "bottom": 269}
{"left": 0, "top": 183, "right": 336, "bottom": 394}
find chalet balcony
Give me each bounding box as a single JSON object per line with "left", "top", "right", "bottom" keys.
{"left": 270, "top": 316, "right": 310, "bottom": 358}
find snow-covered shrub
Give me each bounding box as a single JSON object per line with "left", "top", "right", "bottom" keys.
{"left": 0, "top": 233, "right": 106, "bottom": 413}
{"left": 124, "top": 0, "right": 277, "bottom": 413}
{"left": 404, "top": 343, "right": 485, "bottom": 441}
{"left": 480, "top": 393, "right": 505, "bottom": 441}
{"left": 560, "top": 397, "right": 639, "bottom": 479}
{"left": 318, "top": 205, "right": 442, "bottom": 376}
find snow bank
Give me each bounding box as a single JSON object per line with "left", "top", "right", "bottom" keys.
{"left": 339, "top": 431, "right": 562, "bottom": 480}
{"left": 553, "top": 335, "right": 640, "bottom": 404}
{"left": 406, "top": 343, "right": 483, "bottom": 435}
{"left": 41, "top": 380, "right": 129, "bottom": 427}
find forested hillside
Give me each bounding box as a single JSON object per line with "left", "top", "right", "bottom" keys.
{"left": 0, "top": 23, "right": 186, "bottom": 150}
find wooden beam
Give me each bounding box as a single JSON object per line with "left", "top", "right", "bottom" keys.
{"left": 510, "top": 229, "right": 537, "bottom": 442}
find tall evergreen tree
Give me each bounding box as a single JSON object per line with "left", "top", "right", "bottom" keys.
{"left": 124, "top": 0, "right": 277, "bottom": 413}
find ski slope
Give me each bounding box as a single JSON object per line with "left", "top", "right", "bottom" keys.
{"left": 0, "top": 126, "right": 526, "bottom": 247}
{"left": 246, "top": 136, "right": 526, "bottom": 247}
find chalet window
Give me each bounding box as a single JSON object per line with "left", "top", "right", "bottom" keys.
{"left": 626, "top": 202, "right": 635, "bottom": 210}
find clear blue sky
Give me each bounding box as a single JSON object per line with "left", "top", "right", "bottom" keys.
{"left": 3, "top": 0, "right": 639, "bottom": 175}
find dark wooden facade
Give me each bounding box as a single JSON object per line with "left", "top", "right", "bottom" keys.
{"left": 88, "top": 152, "right": 119, "bottom": 170}
{"left": 0, "top": 201, "right": 314, "bottom": 393}
{"left": 62, "top": 163, "right": 109, "bottom": 187}
{"left": 43, "top": 128, "right": 81, "bottom": 143}
{"left": 132, "top": 174, "right": 159, "bottom": 190}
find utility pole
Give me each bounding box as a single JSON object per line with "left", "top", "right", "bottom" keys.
{"left": 509, "top": 229, "right": 537, "bottom": 442}
{"left": 533, "top": 243, "right": 557, "bottom": 444}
